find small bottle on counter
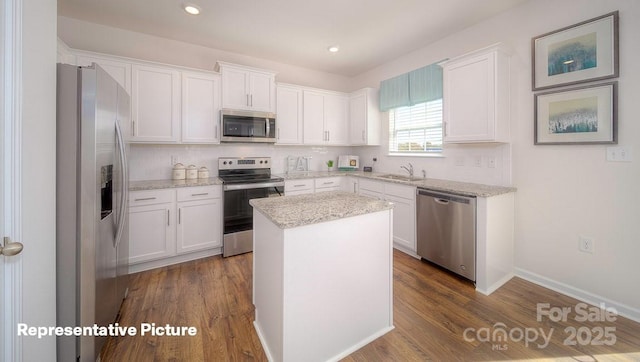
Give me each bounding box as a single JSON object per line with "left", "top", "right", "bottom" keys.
{"left": 186, "top": 164, "right": 198, "bottom": 180}
{"left": 172, "top": 163, "right": 186, "bottom": 180}
{"left": 198, "top": 167, "right": 209, "bottom": 179}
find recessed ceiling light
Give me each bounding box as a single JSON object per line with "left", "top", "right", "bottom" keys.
{"left": 327, "top": 45, "right": 340, "bottom": 53}
{"left": 183, "top": 4, "right": 201, "bottom": 15}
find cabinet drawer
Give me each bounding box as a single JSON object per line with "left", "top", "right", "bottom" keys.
{"left": 285, "top": 179, "right": 314, "bottom": 192}
{"left": 385, "top": 183, "right": 416, "bottom": 200}
{"left": 358, "top": 178, "right": 384, "bottom": 193}
{"left": 176, "top": 185, "right": 221, "bottom": 202}
{"left": 314, "top": 177, "right": 342, "bottom": 189}
{"left": 130, "top": 189, "right": 174, "bottom": 207}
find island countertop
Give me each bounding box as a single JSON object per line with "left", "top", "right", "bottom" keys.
{"left": 250, "top": 191, "right": 394, "bottom": 229}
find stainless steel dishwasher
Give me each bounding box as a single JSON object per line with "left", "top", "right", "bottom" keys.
{"left": 416, "top": 188, "right": 476, "bottom": 281}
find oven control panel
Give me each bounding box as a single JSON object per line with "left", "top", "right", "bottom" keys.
{"left": 218, "top": 157, "right": 271, "bottom": 170}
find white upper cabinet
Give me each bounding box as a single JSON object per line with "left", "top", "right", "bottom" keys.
{"left": 131, "top": 64, "right": 181, "bottom": 143}
{"left": 443, "top": 44, "right": 510, "bottom": 143}
{"left": 303, "top": 90, "right": 349, "bottom": 146}
{"left": 303, "top": 90, "right": 326, "bottom": 144}
{"left": 324, "top": 93, "right": 349, "bottom": 145}
{"left": 349, "top": 88, "right": 381, "bottom": 146}
{"left": 275, "top": 84, "right": 303, "bottom": 144}
{"left": 181, "top": 71, "right": 221, "bottom": 144}
{"left": 76, "top": 53, "right": 132, "bottom": 96}
{"left": 217, "top": 61, "right": 276, "bottom": 112}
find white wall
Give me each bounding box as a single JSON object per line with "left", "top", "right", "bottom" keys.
{"left": 356, "top": 0, "right": 640, "bottom": 318}
{"left": 57, "top": 16, "right": 352, "bottom": 92}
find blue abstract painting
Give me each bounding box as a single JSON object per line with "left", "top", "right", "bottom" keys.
{"left": 547, "top": 32, "right": 597, "bottom": 76}
{"left": 548, "top": 97, "right": 598, "bottom": 134}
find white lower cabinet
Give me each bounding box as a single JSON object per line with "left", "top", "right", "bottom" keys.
{"left": 128, "top": 189, "right": 176, "bottom": 264}
{"left": 385, "top": 194, "right": 416, "bottom": 252}
{"left": 284, "top": 179, "right": 314, "bottom": 196}
{"left": 176, "top": 186, "right": 223, "bottom": 254}
{"left": 129, "top": 185, "right": 222, "bottom": 272}
{"left": 359, "top": 179, "right": 416, "bottom": 253}
{"left": 342, "top": 176, "right": 359, "bottom": 194}
{"left": 314, "top": 177, "right": 342, "bottom": 193}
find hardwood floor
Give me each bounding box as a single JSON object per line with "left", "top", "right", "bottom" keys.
{"left": 101, "top": 251, "right": 640, "bottom": 361}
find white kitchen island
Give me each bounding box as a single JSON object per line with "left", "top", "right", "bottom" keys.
{"left": 249, "top": 192, "right": 394, "bottom": 362}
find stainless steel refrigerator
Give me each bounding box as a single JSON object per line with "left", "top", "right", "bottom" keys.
{"left": 56, "top": 63, "right": 130, "bottom": 362}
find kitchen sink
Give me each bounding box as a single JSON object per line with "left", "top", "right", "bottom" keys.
{"left": 376, "top": 174, "right": 423, "bottom": 182}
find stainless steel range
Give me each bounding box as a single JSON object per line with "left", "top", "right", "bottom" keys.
{"left": 218, "top": 157, "right": 284, "bottom": 257}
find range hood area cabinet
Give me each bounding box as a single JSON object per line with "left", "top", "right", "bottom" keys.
{"left": 443, "top": 44, "right": 510, "bottom": 143}
{"left": 216, "top": 61, "right": 276, "bottom": 113}
{"left": 75, "top": 51, "right": 222, "bottom": 144}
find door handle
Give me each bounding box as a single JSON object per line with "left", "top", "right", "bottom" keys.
{"left": 1, "top": 237, "right": 24, "bottom": 257}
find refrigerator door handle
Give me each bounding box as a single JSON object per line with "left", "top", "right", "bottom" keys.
{"left": 114, "top": 120, "right": 128, "bottom": 248}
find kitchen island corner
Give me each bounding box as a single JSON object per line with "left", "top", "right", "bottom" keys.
{"left": 250, "top": 192, "right": 395, "bottom": 362}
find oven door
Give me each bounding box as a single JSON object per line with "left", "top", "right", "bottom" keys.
{"left": 222, "top": 183, "right": 283, "bottom": 257}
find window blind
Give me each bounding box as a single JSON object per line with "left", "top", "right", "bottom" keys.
{"left": 389, "top": 99, "right": 443, "bottom": 153}
{"left": 379, "top": 73, "right": 409, "bottom": 111}
{"left": 379, "top": 63, "right": 443, "bottom": 111}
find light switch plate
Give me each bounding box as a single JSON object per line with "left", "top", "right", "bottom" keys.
{"left": 606, "top": 146, "right": 633, "bottom": 162}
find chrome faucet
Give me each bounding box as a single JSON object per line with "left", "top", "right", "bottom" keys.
{"left": 400, "top": 163, "right": 414, "bottom": 177}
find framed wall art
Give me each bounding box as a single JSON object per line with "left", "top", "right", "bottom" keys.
{"left": 532, "top": 11, "right": 618, "bottom": 91}
{"left": 534, "top": 82, "right": 617, "bottom": 145}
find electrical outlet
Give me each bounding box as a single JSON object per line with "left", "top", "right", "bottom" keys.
{"left": 579, "top": 236, "right": 594, "bottom": 254}
{"left": 455, "top": 157, "right": 465, "bottom": 166}
{"left": 473, "top": 156, "right": 482, "bottom": 167}
{"left": 487, "top": 157, "right": 497, "bottom": 168}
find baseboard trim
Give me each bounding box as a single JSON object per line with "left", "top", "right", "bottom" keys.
{"left": 392, "top": 244, "right": 421, "bottom": 259}
{"left": 515, "top": 268, "right": 640, "bottom": 323}
{"left": 476, "top": 272, "right": 514, "bottom": 296}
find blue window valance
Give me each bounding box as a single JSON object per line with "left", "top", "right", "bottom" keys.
{"left": 379, "top": 63, "right": 443, "bottom": 112}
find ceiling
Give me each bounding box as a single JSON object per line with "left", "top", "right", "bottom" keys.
{"left": 58, "top": 0, "right": 528, "bottom": 76}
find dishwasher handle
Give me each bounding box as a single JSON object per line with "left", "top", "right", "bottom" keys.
{"left": 417, "top": 188, "right": 475, "bottom": 204}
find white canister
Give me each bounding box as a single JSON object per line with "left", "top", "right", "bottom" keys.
{"left": 186, "top": 164, "right": 198, "bottom": 180}
{"left": 172, "top": 163, "right": 186, "bottom": 180}
{"left": 198, "top": 167, "right": 210, "bottom": 179}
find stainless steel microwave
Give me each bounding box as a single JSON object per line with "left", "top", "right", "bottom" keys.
{"left": 220, "top": 109, "right": 276, "bottom": 143}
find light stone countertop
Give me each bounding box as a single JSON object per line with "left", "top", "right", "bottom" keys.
{"left": 129, "top": 177, "right": 223, "bottom": 191}
{"left": 276, "top": 171, "right": 516, "bottom": 197}
{"left": 250, "top": 191, "right": 394, "bottom": 229}
{"left": 129, "top": 171, "right": 516, "bottom": 197}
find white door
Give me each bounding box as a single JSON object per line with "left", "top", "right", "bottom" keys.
{"left": 2, "top": 0, "right": 57, "bottom": 360}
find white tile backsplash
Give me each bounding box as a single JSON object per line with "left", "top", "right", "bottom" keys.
{"left": 128, "top": 143, "right": 354, "bottom": 181}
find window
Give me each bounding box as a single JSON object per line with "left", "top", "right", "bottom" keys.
{"left": 389, "top": 98, "right": 442, "bottom": 154}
